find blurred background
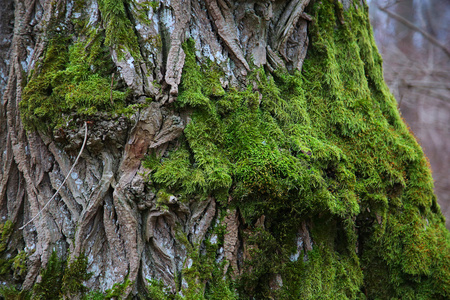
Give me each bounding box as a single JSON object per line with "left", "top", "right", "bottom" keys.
{"left": 367, "top": 0, "right": 450, "bottom": 229}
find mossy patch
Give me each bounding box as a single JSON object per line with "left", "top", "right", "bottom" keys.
{"left": 33, "top": 251, "right": 65, "bottom": 300}
{"left": 19, "top": 0, "right": 145, "bottom": 132}
{"left": 98, "top": 0, "right": 142, "bottom": 59}
{"left": 19, "top": 32, "right": 131, "bottom": 132}
{"left": 0, "top": 220, "right": 14, "bottom": 276}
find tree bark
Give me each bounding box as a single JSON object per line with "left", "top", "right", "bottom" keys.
{"left": 0, "top": 0, "right": 449, "bottom": 299}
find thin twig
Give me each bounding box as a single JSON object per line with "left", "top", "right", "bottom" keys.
{"left": 378, "top": 5, "right": 450, "bottom": 59}
{"left": 19, "top": 122, "right": 88, "bottom": 230}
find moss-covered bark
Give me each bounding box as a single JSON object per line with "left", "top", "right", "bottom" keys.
{"left": 142, "top": 1, "right": 450, "bottom": 298}
{"left": 0, "top": 0, "right": 448, "bottom": 299}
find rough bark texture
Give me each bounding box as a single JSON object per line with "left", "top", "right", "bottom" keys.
{"left": 0, "top": 0, "right": 449, "bottom": 299}
{"left": 0, "top": 0, "right": 313, "bottom": 295}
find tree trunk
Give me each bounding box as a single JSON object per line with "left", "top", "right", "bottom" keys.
{"left": 0, "top": 0, "right": 449, "bottom": 299}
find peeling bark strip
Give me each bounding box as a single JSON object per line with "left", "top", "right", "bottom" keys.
{"left": 205, "top": 0, "right": 250, "bottom": 73}
{"left": 164, "top": 0, "right": 191, "bottom": 100}
{"left": 223, "top": 209, "right": 240, "bottom": 276}
{"left": 273, "top": 0, "right": 310, "bottom": 50}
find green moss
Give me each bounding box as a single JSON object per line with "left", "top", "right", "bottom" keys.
{"left": 148, "top": 1, "right": 160, "bottom": 10}
{"left": 142, "top": 0, "right": 450, "bottom": 298}
{"left": 12, "top": 250, "right": 28, "bottom": 280}
{"left": 146, "top": 279, "right": 178, "bottom": 300}
{"left": 19, "top": 1, "right": 141, "bottom": 132}
{"left": 20, "top": 32, "right": 130, "bottom": 131}
{"left": 173, "top": 218, "right": 237, "bottom": 300}
{"left": 33, "top": 251, "right": 64, "bottom": 300}
{"left": 82, "top": 277, "right": 132, "bottom": 300}
{"left": 0, "top": 285, "right": 31, "bottom": 300}
{"left": 30, "top": 252, "right": 91, "bottom": 298}
{"left": 0, "top": 221, "right": 14, "bottom": 277}
{"left": 1, "top": 250, "right": 132, "bottom": 299}
{"left": 103, "top": 276, "right": 132, "bottom": 299}
{"left": 0, "top": 221, "right": 13, "bottom": 254}
{"left": 62, "top": 253, "right": 92, "bottom": 297}
{"left": 97, "top": 0, "right": 142, "bottom": 59}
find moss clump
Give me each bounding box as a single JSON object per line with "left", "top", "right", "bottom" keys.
{"left": 182, "top": 225, "right": 238, "bottom": 300}
{"left": 20, "top": 32, "right": 130, "bottom": 131}
{"left": 33, "top": 251, "right": 64, "bottom": 299}
{"left": 143, "top": 0, "right": 450, "bottom": 298}
{"left": 83, "top": 277, "right": 132, "bottom": 300}
{"left": 19, "top": 0, "right": 144, "bottom": 132}
{"left": 12, "top": 250, "right": 28, "bottom": 280}
{"left": 62, "top": 253, "right": 92, "bottom": 296}
{"left": 0, "top": 221, "right": 14, "bottom": 276}
{"left": 0, "top": 285, "right": 31, "bottom": 299}
{"left": 146, "top": 279, "right": 178, "bottom": 300}
{"left": 148, "top": 1, "right": 160, "bottom": 11}
{"left": 33, "top": 252, "right": 92, "bottom": 299}
{"left": 98, "top": 0, "right": 142, "bottom": 59}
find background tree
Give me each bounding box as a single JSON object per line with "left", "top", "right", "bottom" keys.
{"left": 0, "top": 0, "right": 449, "bottom": 299}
